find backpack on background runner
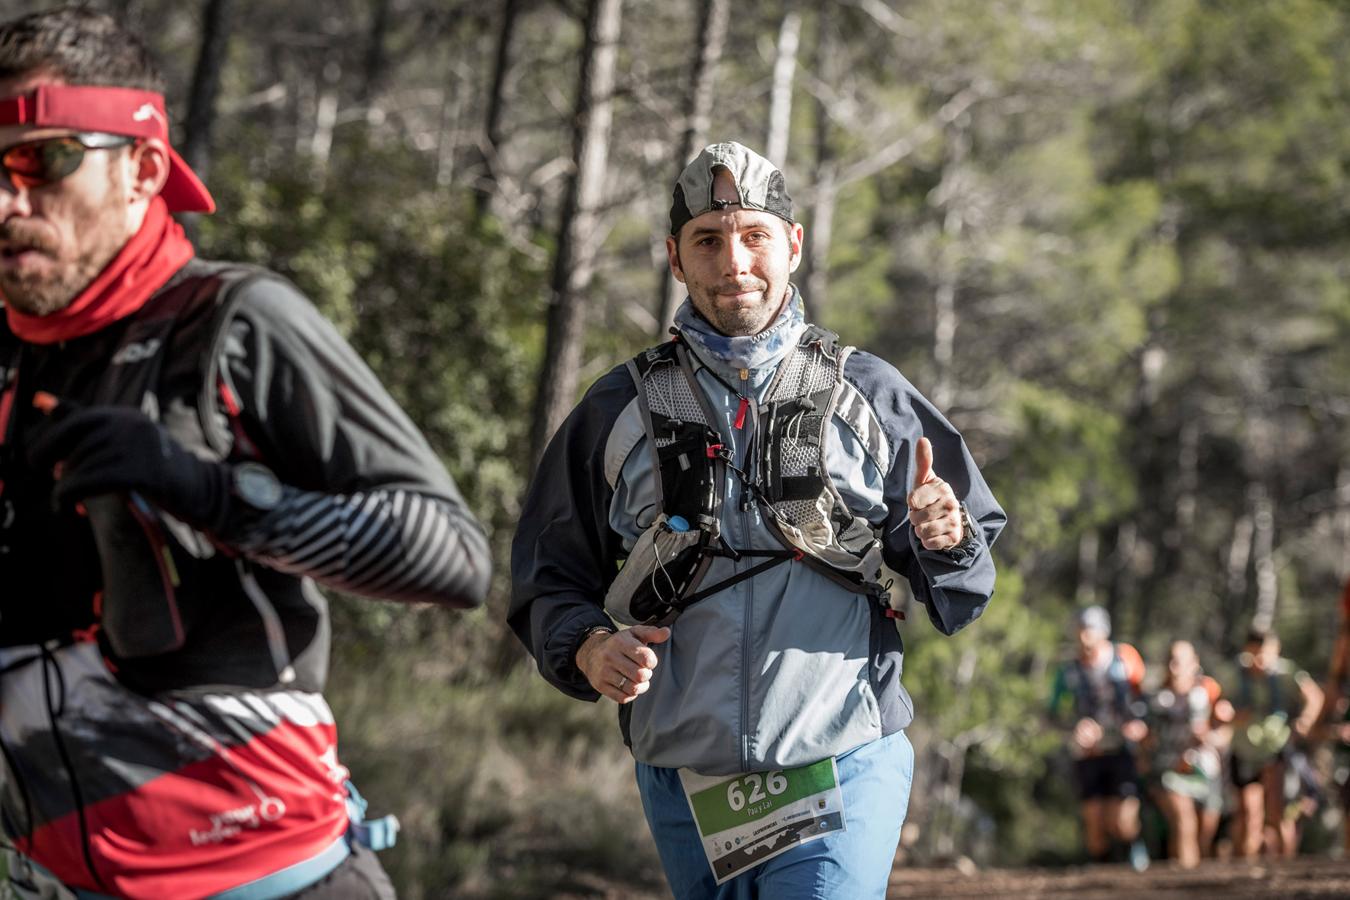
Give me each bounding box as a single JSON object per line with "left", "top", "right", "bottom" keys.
{"left": 1056, "top": 642, "right": 1147, "bottom": 724}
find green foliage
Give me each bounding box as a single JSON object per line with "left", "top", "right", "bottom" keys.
{"left": 907, "top": 571, "right": 1061, "bottom": 775}
{"left": 994, "top": 384, "right": 1135, "bottom": 553}
{"left": 903, "top": 571, "right": 1078, "bottom": 863}
{"left": 199, "top": 133, "right": 544, "bottom": 505}
{"left": 326, "top": 627, "right": 662, "bottom": 897}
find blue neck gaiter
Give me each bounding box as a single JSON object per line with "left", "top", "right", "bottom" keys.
{"left": 673, "top": 288, "right": 806, "bottom": 391}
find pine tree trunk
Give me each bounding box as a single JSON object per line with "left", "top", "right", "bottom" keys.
{"left": 764, "top": 8, "right": 801, "bottom": 167}
{"left": 1251, "top": 483, "right": 1277, "bottom": 632}
{"left": 359, "top": 0, "right": 392, "bottom": 105}
{"left": 181, "top": 0, "right": 234, "bottom": 181}
{"left": 528, "top": 0, "right": 623, "bottom": 469}
{"left": 656, "top": 0, "right": 730, "bottom": 334}
{"left": 436, "top": 78, "right": 467, "bottom": 187}
{"left": 1226, "top": 510, "right": 1254, "bottom": 608}
{"left": 1109, "top": 521, "right": 1138, "bottom": 626}
{"left": 1337, "top": 462, "right": 1350, "bottom": 582}
{"left": 1077, "top": 530, "right": 1099, "bottom": 607}
{"left": 474, "top": 0, "right": 523, "bottom": 220}
{"left": 801, "top": 14, "right": 838, "bottom": 321}
{"left": 931, "top": 120, "right": 970, "bottom": 411}
{"left": 109, "top": 0, "right": 142, "bottom": 28}
{"left": 309, "top": 58, "right": 341, "bottom": 171}
{"left": 1174, "top": 417, "right": 1200, "bottom": 534}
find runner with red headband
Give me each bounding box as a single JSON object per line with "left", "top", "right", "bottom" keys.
{"left": 0, "top": 8, "right": 491, "bottom": 899}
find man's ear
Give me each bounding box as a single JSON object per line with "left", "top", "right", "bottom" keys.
{"left": 126, "top": 137, "right": 171, "bottom": 203}
{"left": 666, "top": 235, "right": 686, "bottom": 284}
{"left": 787, "top": 222, "right": 804, "bottom": 273}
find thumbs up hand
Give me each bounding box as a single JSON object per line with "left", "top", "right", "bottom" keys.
{"left": 907, "top": 437, "right": 964, "bottom": 551}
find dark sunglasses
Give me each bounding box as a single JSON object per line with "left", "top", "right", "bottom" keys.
{"left": 0, "top": 132, "right": 135, "bottom": 189}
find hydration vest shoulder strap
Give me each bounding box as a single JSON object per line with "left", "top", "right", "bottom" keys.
{"left": 626, "top": 357, "right": 669, "bottom": 514}
{"left": 195, "top": 266, "right": 295, "bottom": 460}
{"left": 1110, "top": 644, "right": 1133, "bottom": 714}
{"left": 633, "top": 338, "right": 680, "bottom": 376}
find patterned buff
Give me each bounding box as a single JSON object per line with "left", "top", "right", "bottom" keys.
{"left": 674, "top": 287, "right": 807, "bottom": 386}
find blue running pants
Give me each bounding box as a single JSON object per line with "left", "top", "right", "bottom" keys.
{"left": 635, "top": 729, "right": 914, "bottom": 900}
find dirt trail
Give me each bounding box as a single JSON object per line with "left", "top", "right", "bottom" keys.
{"left": 552, "top": 856, "right": 1350, "bottom": 898}
{"left": 888, "top": 857, "right": 1350, "bottom": 898}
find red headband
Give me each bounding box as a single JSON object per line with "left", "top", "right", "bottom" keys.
{"left": 0, "top": 84, "right": 214, "bottom": 213}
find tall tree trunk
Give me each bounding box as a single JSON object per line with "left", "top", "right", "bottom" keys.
{"left": 309, "top": 58, "right": 341, "bottom": 173}
{"left": 1109, "top": 521, "right": 1138, "bottom": 626}
{"left": 801, "top": 14, "right": 839, "bottom": 321}
{"left": 1251, "top": 482, "right": 1277, "bottom": 632}
{"left": 292, "top": 58, "right": 315, "bottom": 157}
{"left": 474, "top": 0, "right": 523, "bottom": 220}
{"left": 1211, "top": 508, "right": 1255, "bottom": 652}
{"left": 109, "top": 0, "right": 142, "bottom": 28}
{"left": 180, "top": 0, "right": 233, "bottom": 242}
{"left": 358, "top": 0, "right": 392, "bottom": 105}
{"left": 931, "top": 119, "right": 970, "bottom": 411}
{"left": 802, "top": 168, "right": 835, "bottom": 320}
{"left": 655, "top": 0, "right": 731, "bottom": 334}
{"left": 436, "top": 79, "right": 467, "bottom": 187}
{"left": 1076, "top": 530, "right": 1099, "bottom": 607}
{"left": 1337, "top": 461, "right": 1350, "bottom": 582}
{"left": 932, "top": 268, "right": 957, "bottom": 411}
{"left": 1239, "top": 408, "right": 1277, "bottom": 633}
{"left": 528, "top": 0, "right": 623, "bottom": 469}
{"left": 1226, "top": 509, "right": 1255, "bottom": 607}
{"left": 1120, "top": 339, "right": 1167, "bottom": 627}
{"left": 181, "top": 0, "right": 234, "bottom": 181}
{"left": 934, "top": 647, "right": 980, "bottom": 858}
{"left": 1173, "top": 417, "right": 1200, "bottom": 536}
{"left": 764, "top": 7, "right": 801, "bottom": 166}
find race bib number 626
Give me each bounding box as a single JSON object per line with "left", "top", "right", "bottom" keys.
{"left": 679, "top": 758, "right": 846, "bottom": 883}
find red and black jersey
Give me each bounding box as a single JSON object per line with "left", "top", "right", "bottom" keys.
{"left": 0, "top": 259, "right": 489, "bottom": 897}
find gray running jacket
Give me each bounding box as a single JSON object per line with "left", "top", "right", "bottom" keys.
{"left": 510, "top": 315, "right": 1006, "bottom": 776}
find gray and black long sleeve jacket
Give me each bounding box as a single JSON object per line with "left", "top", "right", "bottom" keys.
{"left": 0, "top": 259, "right": 490, "bottom": 894}
{"left": 511, "top": 306, "right": 1005, "bottom": 777}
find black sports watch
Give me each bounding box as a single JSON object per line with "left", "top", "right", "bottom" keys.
{"left": 573, "top": 624, "right": 617, "bottom": 672}
{"left": 231, "top": 462, "right": 284, "bottom": 512}
{"left": 943, "top": 503, "right": 981, "bottom": 561}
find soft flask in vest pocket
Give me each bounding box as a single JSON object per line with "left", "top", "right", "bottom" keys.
{"left": 84, "top": 491, "right": 191, "bottom": 658}
{"left": 604, "top": 514, "right": 711, "bottom": 626}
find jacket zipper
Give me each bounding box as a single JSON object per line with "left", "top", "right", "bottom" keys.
{"left": 738, "top": 367, "right": 754, "bottom": 773}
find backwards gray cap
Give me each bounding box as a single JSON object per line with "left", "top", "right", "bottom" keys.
{"left": 669, "top": 141, "right": 794, "bottom": 236}
{"left": 1075, "top": 605, "right": 1111, "bottom": 637}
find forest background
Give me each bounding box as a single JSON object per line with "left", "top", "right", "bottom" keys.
{"left": 6, "top": 0, "right": 1349, "bottom": 896}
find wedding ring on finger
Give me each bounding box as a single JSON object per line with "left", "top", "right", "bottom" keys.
{"left": 618, "top": 675, "right": 628, "bottom": 690}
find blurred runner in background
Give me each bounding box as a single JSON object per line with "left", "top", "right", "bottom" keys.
{"left": 1049, "top": 606, "right": 1149, "bottom": 870}
{"left": 1229, "top": 629, "right": 1323, "bottom": 859}
{"left": 1143, "top": 640, "right": 1222, "bottom": 868}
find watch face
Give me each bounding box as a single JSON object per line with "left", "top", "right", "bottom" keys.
{"left": 235, "top": 463, "right": 284, "bottom": 510}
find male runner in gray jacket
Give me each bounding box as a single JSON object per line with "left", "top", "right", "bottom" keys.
{"left": 512, "top": 141, "right": 1004, "bottom": 898}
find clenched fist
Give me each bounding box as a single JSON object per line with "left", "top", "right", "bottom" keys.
{"left": 577, "top": 625, "right": 671, "bottom": 704}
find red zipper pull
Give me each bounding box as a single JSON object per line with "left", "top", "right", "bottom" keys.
{"left": 734, "top": 397, "right": 749, "bottom": 430}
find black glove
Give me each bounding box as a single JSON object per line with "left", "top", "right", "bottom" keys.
{"left": 27, "top": 404, "right": 233, "bottom": 535}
